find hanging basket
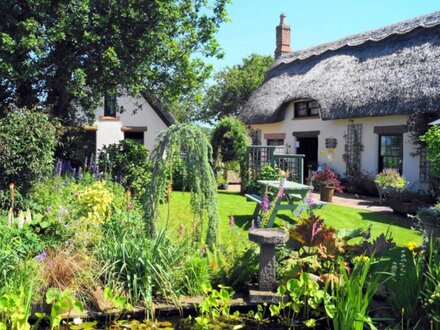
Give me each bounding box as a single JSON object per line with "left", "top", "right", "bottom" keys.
{"left": 320, "top": 186, "right": 335, "bottom": 202}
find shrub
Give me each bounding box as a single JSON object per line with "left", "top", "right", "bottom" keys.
{"left": 0, "top": 109, "right": 57, "bottom": 194}
{"left": 98, "top": 140, "right": 150, "bottom": 197}
{"left": 420, "top": 125, "right": 440, "bottom": 176}
{"left": 246, "top": 166, "right": 280, "bottom": 194}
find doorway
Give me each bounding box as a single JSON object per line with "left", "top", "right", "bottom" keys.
{"left": 296, "top": 137, "right": 318, "bottom": 182}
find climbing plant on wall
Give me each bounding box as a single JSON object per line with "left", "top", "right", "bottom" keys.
{"left": 211, "top": 116, "right": 249, "bottom": 193}
{"left": 144, "top": 124, "right": 219, "bottom": 249}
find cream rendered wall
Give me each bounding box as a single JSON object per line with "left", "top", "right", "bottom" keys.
{"left": 250, "top": 103, "right": 424, "bottom": 190}
{"left": 94, "top": 94, "right": 168, "bottom": 152}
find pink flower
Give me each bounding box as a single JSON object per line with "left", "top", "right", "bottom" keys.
{"left": 307, "top": 191, "right": 315, "bottom": 206}
{"left": 229, "top": 215, "right": 235, "bottom": 226}
{"left": 262, "top": 187, "right": 270, "bottom": 213}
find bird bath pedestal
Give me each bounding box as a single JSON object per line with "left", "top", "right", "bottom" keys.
{"left": 248, "top": 228, "right": 289, "bottom": 303}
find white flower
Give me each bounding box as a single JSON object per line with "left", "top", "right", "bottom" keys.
{"left": 73, "top": 318, "right": 83, "bottom": 325}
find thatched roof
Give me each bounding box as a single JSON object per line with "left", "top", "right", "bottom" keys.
{"left": 242, "top": 11, "right": 440, "bottom": 124}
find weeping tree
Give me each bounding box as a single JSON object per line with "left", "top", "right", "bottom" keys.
{"left": 211, "top": 116, "right": 249, "bottom": 193}
{"left": 144, "top": 124, "right": 219, "bottom": 249}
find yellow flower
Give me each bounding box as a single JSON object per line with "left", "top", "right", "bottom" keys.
{"left": 407, "top": 242, "right": 418, "bottom": 251}
{"left": 304, "top": 319, "right": 316, "bottom": 328}
{"left": 353, "top": 255, "right": 370, "bottom": 263}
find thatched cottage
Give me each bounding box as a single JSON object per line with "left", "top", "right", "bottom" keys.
{"left": 242, "top": 11, "right": 440, "bottom": 190}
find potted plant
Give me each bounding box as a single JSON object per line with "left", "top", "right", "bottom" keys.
{"left": 313, "top": 168, "right": 343, "bottom": 202}
{"left": 374, "top": 169, "right": 407, "bottom": 204}
{"left": 417, "top": 203, "right": 440, "bottom": 239}
{"left": 279, "top": 170, "right": 289, "bottom": 185}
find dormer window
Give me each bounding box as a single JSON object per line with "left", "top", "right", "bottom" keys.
{"left": 294, "top": 100, "right": 320, "bottom": 118}
{"left": 104, "top": 92, "right": 117, "bottom": 117}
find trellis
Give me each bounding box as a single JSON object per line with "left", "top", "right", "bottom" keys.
{"left": 248, "top": 146, "right": 305, "bottom": 183}
{"left": 344, "top": 124, "right": 363, "bottom": 176}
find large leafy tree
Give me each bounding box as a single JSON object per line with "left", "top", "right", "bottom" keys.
{"left": 198, "top": 53, "right": 272, "bottom": 123}
{"left": 0, "top": 0, "right": 229, "bottom": 124}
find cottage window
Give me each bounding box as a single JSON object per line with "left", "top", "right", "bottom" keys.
{"left": 104, "top": 92, "right": 117, "bottom": 117}
{"left": 294, "top": 100, "right": 320, "bottom": 118}
{"left": 379, "top": 135, "right": 403, "bottom": 174}
{"left": 267, "top": 139, "right": 284, "bottom": 146}
{"left": 124, "top": 131, "right": 144, "bottom": 144}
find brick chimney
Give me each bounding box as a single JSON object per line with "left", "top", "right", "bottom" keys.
{"left": 275, "top": 13, "right": 291, "bottom": 58}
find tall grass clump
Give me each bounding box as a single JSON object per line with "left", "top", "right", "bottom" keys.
{"left": 96, "top": 216, "right": 210, "bottom": 306}
{"left": 328, "top": 256, "right": 385, "bottom": 330}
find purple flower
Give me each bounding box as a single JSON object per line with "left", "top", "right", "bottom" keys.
{"left": 278, "top": 183, "right": 285, "bottom": 198}
{"left": 88, "top": 157, "right": 94, "bottom": 172}
{"left": 256, "top": 216, "right": 261, "bottom": 228}
{"left": 262, "top": 188, "right": 270, "bottom": 213}
{"left": 54, "top": 159, "right": 62, "bottom": 176}
{"left": 77, "top": 167, "right": 83, "bottom": 180}
{"left": 35, "top": 251, "right": 47, "bottom": 261}
{"left": 71, "top": 167, "right": 77, "bottom": 178}
{"left": 201, "top": 246, "right": 207, "bottom": 255}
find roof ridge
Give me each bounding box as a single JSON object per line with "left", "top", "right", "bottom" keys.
{"left": 270, "top": 10, "right": 440, "bottom": 70}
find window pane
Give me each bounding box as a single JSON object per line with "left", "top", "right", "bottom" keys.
{"left": 104, "top": 93, "right": 117, "bottom": 117}
{"left": 379, "top": 135, "right": 402, "bottom": 173}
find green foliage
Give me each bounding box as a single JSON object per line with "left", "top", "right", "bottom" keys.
{"left": 0, "top": 285, "right": 33, "bottom": 330}
{"left": 40, "top": 288, "right": 84, "bottom": 330}
{"left": 374, "top": 169, "right": 407, "bottom": 191}
{"left": 385, "top": 248, "right": 424, "bottom": 327}
{"left": 145, "top": 124, "right": 219, "bottom": 248}
{"left": 329, "top": 256, "right": 383, "bottom": 330}
{"left": 0, "top": 109, "right": 57, "bottom": 194}
{"left": 193, "top": 284, "right": 241, "bottom": 329}
{"left": 269, "top": 272, "right": 331, "bottom": 328}
{"left": 211, "top": 116, "right": 249, "bottom": 193}
{"left": 0, "top": 220, "right": 43, "bottom": 290}
{"left": 0, "top": 0, "right": 229, "bottom": 123}
{"left": 199, "top": 53, "right": 273, "bottom": 123}
{"left": 98, "top": 140, "right": 151, "bottom": 197}
{"left": 423, "top": 240, "right": 440, "bottom": 328}
{"left": 420, "top": 125, "right": 440, "bottom": 176}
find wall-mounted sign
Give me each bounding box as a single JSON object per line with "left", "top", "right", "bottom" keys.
{"left": 325, "top": 138, "right": 337, "bottom": 149}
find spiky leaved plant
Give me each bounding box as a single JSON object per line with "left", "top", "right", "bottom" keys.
{"left": 144, "top": 124, "right": 220, "bottom": 249}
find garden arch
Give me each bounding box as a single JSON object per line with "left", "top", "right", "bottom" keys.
{"left": 211, "top": 117, "right": 249, "bottom": 193}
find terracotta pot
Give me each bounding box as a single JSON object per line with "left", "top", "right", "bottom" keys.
{"left": 320, "top": 186, "right": 335, "bottom": 202}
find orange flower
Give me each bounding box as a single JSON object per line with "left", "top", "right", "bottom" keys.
{"left": 209, "top": 261, "right": 217, "bottom": 268}
{"left": 9, "top": 183, "right": 15, "bottom": 189}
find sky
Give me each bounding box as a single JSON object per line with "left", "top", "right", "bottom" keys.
{"left": 206, "top": 0, "right": 440, "bottom": 73}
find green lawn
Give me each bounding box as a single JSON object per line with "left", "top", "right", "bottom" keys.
{"left": 158, "top": 191, "right": 422, "bottom": 248}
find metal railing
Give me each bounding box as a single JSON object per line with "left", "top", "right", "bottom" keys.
{"left": 248, "top": 146, "right": 305, "bottom": 183}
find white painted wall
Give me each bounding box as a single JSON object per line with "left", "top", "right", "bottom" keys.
{"left": 94, "top": 94, "right": 169, "bottom": 152}
{"left": 250, "top": 102, "right": 425, "bottom": 191}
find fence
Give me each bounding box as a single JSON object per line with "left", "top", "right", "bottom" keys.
{"left": 248, "top": 146, "right": 305, "bottom": 183}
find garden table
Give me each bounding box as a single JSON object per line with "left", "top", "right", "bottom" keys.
{"left": 246, "top": 180, "right": 319, "bottom": 227}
